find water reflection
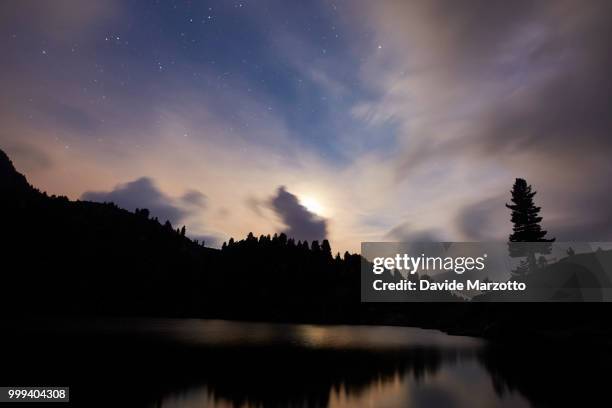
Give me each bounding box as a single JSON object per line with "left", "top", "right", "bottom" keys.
{"left": 156, "top": 357, "right": 532, "bottom": 408}
{"left": 1, "top": 319, "right": 606, "bottom": 408}
{"left": 142, "top": 320, "right": 528, "bottom": 408}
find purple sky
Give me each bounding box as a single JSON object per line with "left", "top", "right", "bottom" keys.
{"left": 1, "top": 0, "right": 611, "bottom": 252}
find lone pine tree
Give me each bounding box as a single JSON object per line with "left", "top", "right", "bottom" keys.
{"left": 506, "top": 178, "right": 555, "bottom": 242}
{"left": 506, "top": 178, "right": 555, "bottom": 273}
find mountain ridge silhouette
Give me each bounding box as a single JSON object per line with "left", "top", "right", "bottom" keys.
{"left": 2, "top": 147, "right": 612, "bottom": 346}
{"left": 0, "top": 148, "right": 37, "bottom": 197}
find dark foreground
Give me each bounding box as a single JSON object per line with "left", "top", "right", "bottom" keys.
{"left": 0, "top": 318, "right": 609, "bottom": 408}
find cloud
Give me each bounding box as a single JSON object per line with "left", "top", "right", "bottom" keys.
{"left": 82, "top": 177, "right": 187, "bottom": 225}
{"left": 245, "top": 195, "right": 268, "bottom": 218}
{"left": 82, "top": 178, "right": 228, "bottom": 246}
{"left": 269, "top": 186, "right": 327, "bottom": 242}
{"left": 354, "top": 0, "right": 612, "bottom": 240}
{"left": 455, "top": 196, "right": 510, "bottom": 241}
{"left": 4, "top": 0, "right": 612, "bottom": 253}
{"left": 385, "top": 222, "right": 446, "bottom": 242}
{"left": 181, "top": 189, "right": 207, "bottom": 208}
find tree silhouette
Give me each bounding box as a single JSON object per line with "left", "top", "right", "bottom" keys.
{"left": 506, "top": 178, "right": 554, "bottom": 242}
{"left": 321, "top": 239, "right": 332, "bottom": 259}
{"left": 506, "top": 178, "right": 555, "bottom": 274}
{"left": 311, "top": 240, "right": 320, "bottom": 252}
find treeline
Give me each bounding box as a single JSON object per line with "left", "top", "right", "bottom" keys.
{"left": 1, "top": 148, "right": 370, "bottom": 321}
{"left": 3, "top": 148, "right": 612, "bottom": 343}
{"left": 206, "top": 232, "right": 363, "bottom": 322}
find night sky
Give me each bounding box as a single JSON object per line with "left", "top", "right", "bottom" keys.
{"left": 1, "top": 1, "right": 611, "bottom": 252}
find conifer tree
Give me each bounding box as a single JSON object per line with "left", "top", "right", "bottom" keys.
{"left": 506, "top": 178, "right": 554, "bottom": 242}
{"left": 506, "top": 178, "right": 555, "bottom": 274}
{"left": 321, "top": 239, "right": 332, "bottom": 259}
{"left": 311, "top": 240, "right": 320, "bottom": 252}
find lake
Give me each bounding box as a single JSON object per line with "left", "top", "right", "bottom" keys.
{"left": 0, "top": 318, "right": 606, "bottom": 407}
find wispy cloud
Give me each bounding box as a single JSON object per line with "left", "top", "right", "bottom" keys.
{"left": 2, "top": 0, "right": 612, "bottom": 252}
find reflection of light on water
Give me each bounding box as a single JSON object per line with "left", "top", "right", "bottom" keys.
{"left": 146, "top": 319, "right": 483, "bottom": 350}
{"left": 148, "top": 320, "right": 533, "bottom": 408}
{"left": 154, "top": 361, "right": 532, "bottom": 408}
{"left": 154, "top": 386, "right": 257, "bottom": 408}
{"left": 298, "top": 325, "right": 356, "bottom": 349}
{"left": 296, "top": 324, "right": 483, "bottom": 350}
{"left": 328, "top": 371, "right": 407, "bottom": 408}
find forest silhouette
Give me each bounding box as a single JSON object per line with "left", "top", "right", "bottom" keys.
{"left": 1, "top": 148, "right": 611, "bottom": 344}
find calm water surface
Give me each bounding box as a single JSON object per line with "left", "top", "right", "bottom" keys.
{"left": 1, "top": 319, "right": 605, "bottom": 407}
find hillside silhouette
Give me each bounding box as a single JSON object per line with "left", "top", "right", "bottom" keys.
{"left": 2, "top": 148, "right": 612, "bottom": 344}
{"left": 0, "top": 148, "right": 368, "bottom": 321}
